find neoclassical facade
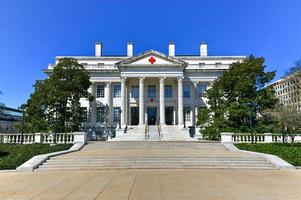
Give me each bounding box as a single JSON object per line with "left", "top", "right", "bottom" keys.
{"left": 48, "top": 42, "right": 245, "bottom": 133}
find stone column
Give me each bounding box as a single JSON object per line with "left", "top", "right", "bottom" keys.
{"left": 139, "top": 77, "right": 145, "bottom": 126}
{"left": 191, "top": 81, "right": 198, "bottom": 126}
{"left": 159, "top": 77, "right": 165, "bottom": 125}
{"left": 178, "top": 77, "right": 184, "bottom": 128}
{"left": 105, "top": 82, "right": 112, "bottom": 126}
{"left": 120, "top": 77, "right": 127, "bottom": 128}
{"left": 88, "top": 82, "right": 96, "bottom": 126}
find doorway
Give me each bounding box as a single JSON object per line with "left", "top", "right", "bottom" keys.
{"left": 147, "top": 107, "right": 157, "bottom": 125}
{"left": 165, "top": 106, "right": 174, "bottom": 125}
{"left": 131, "top": 107, "right": 139, "bottom": 125}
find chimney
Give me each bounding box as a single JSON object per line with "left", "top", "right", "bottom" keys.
{"left": 127, "top": 42, "right": 134, "bottom": 57}
{"left": 168, "top": 42, "right": 175, "bottom": 57}
{"left": 200, "top": 42, "right": 207, "bottom": 57}
{"left": 95, "top": 42, "right": 102, "bottom": 57}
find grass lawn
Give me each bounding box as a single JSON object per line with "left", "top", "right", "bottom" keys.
{"left": 0, "top": 143, "right": 72, "bottom": 170}
{"left": 235, "top": 143, "right": 301, "bottom": 166}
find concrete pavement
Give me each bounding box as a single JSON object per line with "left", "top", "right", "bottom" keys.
{"left": 0, "top": 169, "right": 300, "bottom": 200}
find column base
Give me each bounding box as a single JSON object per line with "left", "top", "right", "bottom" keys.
{"left": 138, "top": 123, "right": 145, "bottom": 128}
{"left": 121, "top": 124, "right": 127, "bottom": 129}
{"left": 178, "top": 124, "right": 185, "bottom": 129}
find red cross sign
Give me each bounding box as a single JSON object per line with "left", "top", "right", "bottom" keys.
{"left": 148, "top": 56, "right": 156, "bottom": 64}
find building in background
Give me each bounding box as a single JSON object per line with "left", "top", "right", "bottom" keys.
{"left": 269, "top": 75, "right": 301, "bottom": 111}
{"left": 0, "top": 106, "right": 22, "bottom": 133}
{"left": 46, "top": 42, "right": 245, "bottom": 139}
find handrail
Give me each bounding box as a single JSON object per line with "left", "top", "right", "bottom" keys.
{"left": 145, "top": 124, "right": 149, "bottom": 140}
{"left": 157, "top": 122, "right": 162, "bottom": 140}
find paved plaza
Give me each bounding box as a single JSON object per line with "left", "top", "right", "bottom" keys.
{"left": 0, "top": 169, "right": 301, "bottom": 200}
{"left": 0, "top": 142, "right": 300, "bottom": 199}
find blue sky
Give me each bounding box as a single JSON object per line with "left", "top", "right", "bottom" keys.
{"left": 0, "top": 0, "right": 301, "bottom": 108}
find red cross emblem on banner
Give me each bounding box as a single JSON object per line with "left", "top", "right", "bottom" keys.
{"left": 148, "top": 56, "right": 156, "bottom": 64}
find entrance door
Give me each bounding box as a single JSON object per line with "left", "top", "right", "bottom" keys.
{"left": 131, "top": 107, "right": 139, "bottom": 125}
{"left": 147, "top": 107, "right": 157, "bottom": 125}
{"left": 165, "top": 106, "right": 174, "bottom": 125}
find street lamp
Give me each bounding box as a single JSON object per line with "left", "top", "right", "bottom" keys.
{"left": 53, "top": 102, "right": 60, "bottom": 144}
{"left": 282, "top": 126, "right": 287, "bottom": 143}
{"left": 19, "top": 104, "right": 27, "bottom": 144}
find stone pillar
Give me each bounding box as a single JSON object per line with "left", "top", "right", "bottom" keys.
{"left": 139, "top": 77, "right": 145, "bottom": 126}
{"left": 34, "top": 133, "right": 43, "bottom": 143}
{"left": 105, "top": 82, "right": 112, "bottom": 126}
{"left": 191, "top": 81, "right": 198, "bottom": 126}
{"left": 88, "top": 82, "right": 96, "bottom": 126}
{"left": 220, "top": 132, "right": 234, "bottom": 143}
{"left": 159, "top": 77, "right": 165, "bottom": 125}
{"left": 264, "top": 133, "right": 273, "bottom": 143}
{"left": 178, "top": 77, "right": 184, "bottom": 128}
{"left": 120, "top": 77, "right": 127, "bottom": 128}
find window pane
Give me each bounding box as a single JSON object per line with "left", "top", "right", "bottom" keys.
{"left": 165, "top": 85, "right": 172, "bottom": 98}
{"left": 113, "top": 107, "right": 121, "bottom": 122}
{"left": 131, "top": 86, "right": 139, "bottom": 98}
{"left": 183, "top": 84, "right": 190, "bottom": 97}
{"left": 96, "top": 107, "right": 105, "bottom": 123}
{"left": 184, "top": 107, "right": 191, "bottom": 122}
{"left": 198, "top": 84, "right": 207, "bottom": 97}
{"left": 114, "top": 84, "right": 121, "bottom": 98}
{"left": 96, "top": 85, "right": 104, "bottom": 98}
{"left": 148, "top": 86, "right": 156, "bottom": 98}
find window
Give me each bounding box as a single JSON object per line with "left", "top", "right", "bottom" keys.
{"left": 96, "top": 85, "right": 104, "bottom": 98}
{"left": 184, "top": 107, "right": 191, "bottom": 122}
{"left": 113, "top": 107, "right": 121, "bottom": 122}
{"left": 165, "top": 85, "right": 172, "bottom": 98}
{"left": 96, "top": 106, "right": 105, "bottom": 123}
{"left": 148, "top": 85, "right": 156, "bottom": 98}
{"left": 114, "top": 84, "right": 121, "bottom": 98}
{"left": 183, "top": 84, "right": 190, "bottom": 98}
{"left": 131, "top": 86, "right": 139, "bottom": 98}
{"left": 198, "top": 84, "right": 207, "bottom": 97}
{"left": 81, "top": 107, "right": 87, "bottom": 122}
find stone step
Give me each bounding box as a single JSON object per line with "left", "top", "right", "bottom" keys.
{"left": 37, "top": 165, "right": 276, "bottom": 170}
{"left": 50, "top": 156, "right": 267, "bottom": 160}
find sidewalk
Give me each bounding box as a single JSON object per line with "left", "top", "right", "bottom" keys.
{"left": 0, "top": 169, "right": 300, "bottom": 200}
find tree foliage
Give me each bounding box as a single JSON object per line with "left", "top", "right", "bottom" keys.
{"left": 22, "top": 58, "right": 92, "bottom": 133}
{"left": 197, "top": 56, "right": 278, "bottom": 139}
{"left": 263, "top": 104, "right": 301, "bottom": 144}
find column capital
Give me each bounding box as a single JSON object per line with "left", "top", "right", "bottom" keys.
{"left": 193, "top": 81, "right": 199, "bottom": 87}
{"left": 105, "top": 81, "right": 112, "bottom": 87}
{"left": 139, "top": 76, "right": 145, "bottom": 83}
{"left": 121, "top": 77, "right": 127, "bottom": 83}
{"left": 159, "top": 76, "right": 166, "bottom": 82}
{"left": 177, "top": 76, "right": 184, "bottom": 82}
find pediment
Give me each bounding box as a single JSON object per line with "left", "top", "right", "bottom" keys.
{"left": 117, "top": 50, "right": 187, "bottom": 67}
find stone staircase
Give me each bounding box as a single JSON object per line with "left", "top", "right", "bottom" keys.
{"left": 110, "top": 126, "right": 146, "bottom": 141}
{"left": 37, "top": 156, "right": 276, "bottom": 170}
{"left": 36, "top": 142, "right": 277, "bottom": 171}
{"left": 161, "top": 126, "right": 193, "bottom": 141}
{"left": 110, "top": 125, "right": 195, "bottom": 141}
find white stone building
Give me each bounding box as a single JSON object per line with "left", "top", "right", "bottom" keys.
{"left": 47, "top": 42, "right": 245, "bottom": 138}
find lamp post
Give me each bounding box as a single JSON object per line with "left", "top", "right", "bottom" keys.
{"left": 53, "top": 102, "right": 60, "bottom": 144}
{"left": 19, "top": 104, "right": 27, "bottom": 144}
{"left": 282, "top": 126, "right": 287, "bottom": 143}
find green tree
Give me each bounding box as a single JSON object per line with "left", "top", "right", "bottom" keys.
{"left": 264, "top": 104, "right": 301, "bottom": 145}
{"left": 197, "top": 55, "right": 278, "bottom": 139}
{"left": 22, "top": 58, "right": 92, "bottom": 133}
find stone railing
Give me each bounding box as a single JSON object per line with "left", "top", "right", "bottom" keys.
{"left": 0, "top": 132, "right": 87, "bottom": 144}
{"left": 221, "top": 132, "right": 301, "bottom": 143}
